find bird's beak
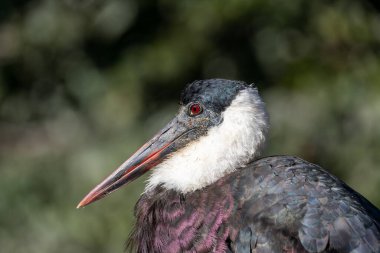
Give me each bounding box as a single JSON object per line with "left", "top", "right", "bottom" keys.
{"left": 77, "top": 116, "right": 191, "bottom": 208}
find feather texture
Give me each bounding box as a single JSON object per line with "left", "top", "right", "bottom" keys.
{"left": 127, "top": 156, "right": 380, "bottom": 253}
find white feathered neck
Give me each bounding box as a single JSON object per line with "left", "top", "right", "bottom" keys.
{"left": 146, "top": 88, "right": 269, "bottom": 193}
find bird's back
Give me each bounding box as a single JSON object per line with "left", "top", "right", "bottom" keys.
{"left": 230, "top": 156, "right": 380, "bottom": 252}
{"left": 128, "top": 156, "right": 380, "bottom": 253}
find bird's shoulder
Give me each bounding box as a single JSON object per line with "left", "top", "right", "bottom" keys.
{"left": 228, "top": 155, "right": 380, "bottom": 253}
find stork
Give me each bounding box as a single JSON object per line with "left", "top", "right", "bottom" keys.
{"left": 78, "top": 79, "right": 380, "bottom": 253}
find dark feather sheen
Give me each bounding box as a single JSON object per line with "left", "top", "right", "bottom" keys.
{"left": 127, "top": 156, "right": 380, "bottom": 253}
{"left": 180, "top": 79, "right": 247, "bottom": 113}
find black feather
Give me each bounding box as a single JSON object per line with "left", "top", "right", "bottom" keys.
{"left": 127, "top": 156, "right": 380, "bottom": 252}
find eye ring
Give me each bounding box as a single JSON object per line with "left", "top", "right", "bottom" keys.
{"left": 188, "top": 103, "right": 203, "bottom": 116}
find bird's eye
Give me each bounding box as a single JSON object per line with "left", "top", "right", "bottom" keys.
{"left": 188, "top": 103, "right": 203, "bottom": 116}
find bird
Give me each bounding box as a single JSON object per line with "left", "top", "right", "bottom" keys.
{"left": 77, "top": 79, "right": 380, "bottom": 253}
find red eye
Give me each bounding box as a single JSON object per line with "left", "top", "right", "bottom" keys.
{"left": 189, "top": 103, "right": 203, "bottom": 116}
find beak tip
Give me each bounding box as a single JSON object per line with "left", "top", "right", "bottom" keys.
{"left": 77, "top": 194, "right": 95, "bottom": 209}
{"left": 77, "top": 187, "right": 106, "bottom": 208}
{"left": 76, "top": 199, "right": 87, "bottom": 209}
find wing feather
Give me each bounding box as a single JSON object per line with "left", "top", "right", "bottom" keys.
{"left": 231, "top": 156, "right": 380, "bottom": 253}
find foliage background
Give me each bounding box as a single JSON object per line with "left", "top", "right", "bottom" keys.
{"left": 1, "top": 0, "right": 380, "bottom": 252}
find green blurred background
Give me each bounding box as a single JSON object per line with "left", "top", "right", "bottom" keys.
{"left": 1, "top": 0, "right": 380, "bottom": 252}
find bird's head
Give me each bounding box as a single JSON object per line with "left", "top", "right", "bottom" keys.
{"left": 77, "top": 79, "right": 268, "bottom": 207}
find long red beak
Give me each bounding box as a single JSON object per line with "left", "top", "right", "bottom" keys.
{"left": 77, "top": 117, "right": 188, "bottom": 208}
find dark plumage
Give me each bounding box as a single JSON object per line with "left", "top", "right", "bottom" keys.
{"left": 128, "top": 156, "right": 380, "bottom": 252}
{"left": 180, "top": 79, "right": 247, "bottom": 112}
{"left": 78, "top": 79, "right": 380, "bottom": 253}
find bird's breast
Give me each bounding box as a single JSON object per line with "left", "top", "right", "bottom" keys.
{"left": 128, "top": 178, "right": 237, "bottom": 253}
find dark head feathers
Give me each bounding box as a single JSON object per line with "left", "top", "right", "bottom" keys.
{"left": 180, "top": 79, "right": 250, "bottom": 113}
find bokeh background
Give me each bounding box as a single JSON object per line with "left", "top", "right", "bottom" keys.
{"left": 1, "top": 0, "right": 380, "bottom": 252}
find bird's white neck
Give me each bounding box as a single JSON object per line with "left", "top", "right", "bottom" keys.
{"left": 146, "top": 89, "right": 269, "bottom": 193}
